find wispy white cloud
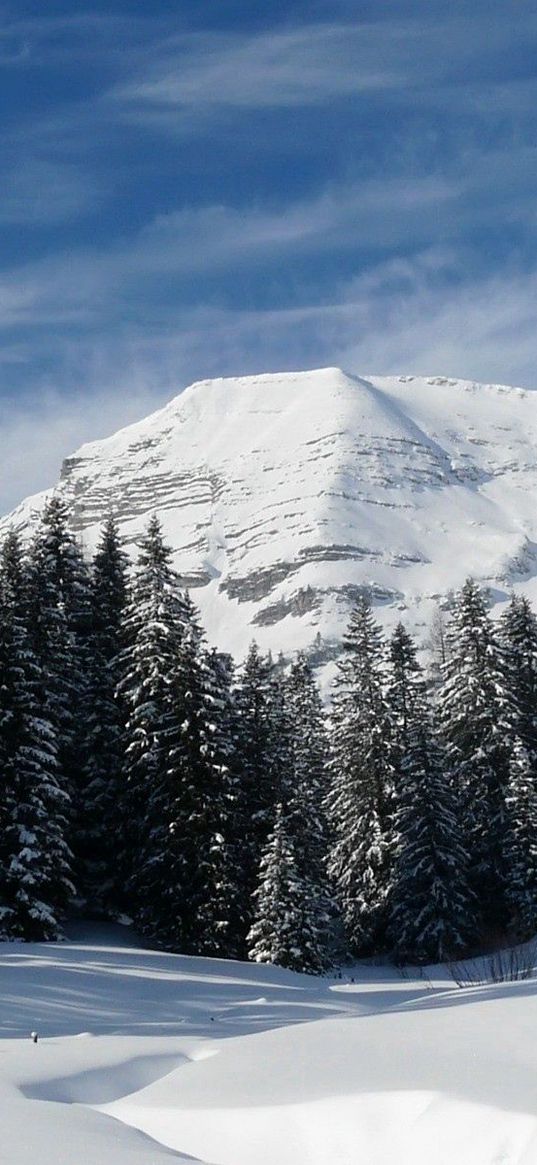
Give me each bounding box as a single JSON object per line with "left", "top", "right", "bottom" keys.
{"left": 129, "top": 174, "right": 461, "bottom": 268}
{"left": 0, "top": 172, "right": 463, "bottom": 329}
{"left": 0, "top": 150, "right": 532, "bottom": 379}
{"left": 0, "top": 137, "right": 532, "bottom": 345}
{"left": 162, "top": 255, "right": 537, "bottom": 392}
{"left": 113, "top": 25, "right": 402, "bottom": 111}
{"left": 335, "top": 258, "right": 537, "bottom": 387}
{"left": 112, "top": 15, "right": 537, "bottom": 115}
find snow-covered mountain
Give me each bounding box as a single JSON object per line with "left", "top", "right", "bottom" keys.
{"left": 4, "top": 366, "right": 537, "bottom": 659}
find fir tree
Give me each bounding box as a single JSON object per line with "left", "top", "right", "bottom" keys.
{"left": 26, "top": 496, "right": 91, "bottom": 828}
{"left": 164, "top": 595, "right": 245, "bottom": 956}
{"left": 233, "top": 643, "right": 283, "bottom": 903}
{"left": 0, "top": 531, "right": 73, "bottom": 938}
{"left": 285, "top": 653, "right": 331, "bottom": 907}
{"left": 201, "top": 648, "right": 247, "bottom": 955}
{"left": 267, "top": 667, "right": 296, "bottom": 806}
{"left": 437, "top": 579, "right": 513, "bottom": 925}
{"left": 498, "top": 595, "right": 537, "bottom": 938}
{"left": 117, "top": 515, "right": 187, "bottom": 938}
{"left": 80, "top": 516, "right": 129, "bottom": 914}
{"left": 387, "top": 625, "right": 474, "bottom": 964}
{"left": 0, "top": 533, "right": 19, "bottom": 933}
{"left": 118, "top": 522, "right": 242, "bottom": 954}
{"left": 385, "top": 622, "right": 423, "bottom": 785}
{"left": 248, "top": 655, "right": 333, "bottom": 969}
{"left": 499, "top": 594, "right": 537, "bottom": 757}
{"left": 504, "top": 737, "right": 537, "bottom": 939}
{"left": 248, "top": 803, "right": 330, "bottom": 973}
{"left": 327, "top": 595, "right": 392, "bottom": 956}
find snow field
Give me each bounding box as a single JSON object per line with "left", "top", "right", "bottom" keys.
{"left": 3, "top": 925, "right": 537, "bottom": 1165}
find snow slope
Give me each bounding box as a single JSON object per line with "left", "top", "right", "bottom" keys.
{"left": 4, "top": 924, "right": 537, "bottom": 1165}
{"left": 3, "top": 367, "right": 537, "bottom": 658}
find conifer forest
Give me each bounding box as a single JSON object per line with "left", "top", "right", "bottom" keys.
{"left": 1, "top": 496, "right": 536, "bottom": 971}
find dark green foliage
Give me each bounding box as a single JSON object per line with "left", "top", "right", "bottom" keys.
{"left": 437, "top": 579, "right": 513, "bottom": 922}
{"left": 500, "top": 595, "right": 537, "bottom": 756}
{"left": 117, "top": 515, "right": 188, "bottom": 938}
{"left": 498, "top": 597, "right": 537, "bottom": 938}
{"left": 80, "top": 517, "right": 129, "bottom": 914}
{"left": 504, "top": 737, "right": 537, "bottom": 939}
{"left": 233, "top": 644, "right": 284, "bottom": 905}
{"left": 164, "top": 595, "right": 245, "bottom": 956}
{"left": 0, "top": 531, "right": 73, "bottom": 938}
{"left": 386, "top": 622, "right": 422, "bottom": 770}
{"left": 387, "top": 625, "right": 475, "bottom": 964}
{"left": 26, "top": 496, "right": 91, "bottom": 817}
{"left": 248, "top": 803, "right": 331, "bottom": 973}
{"left": 285, "top": 653, "right": 330, "bottom": 885}
{"left": 118, "top": 520, "right": 243, "bottom": 956}
{"left": 327, "top": 595, "right": 392, "bottom": 956}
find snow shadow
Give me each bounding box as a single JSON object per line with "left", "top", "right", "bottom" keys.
{"left": 0, "top": 932, "right": 392, "bottom": 1039}
{"left": 21, "top": 1052, "right": 183, "bottom": 1104}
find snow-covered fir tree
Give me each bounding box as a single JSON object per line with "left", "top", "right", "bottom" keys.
{"left": 164, "top": 594, "right": 245, "bottom": 956}
{"left": 0, "top": 532, "right": 19, "bottom": 934}
{"left": 0, "top": 530, "right": 73, "bottom": 939}
{"left": 247, "top": 655, "right": 333, "bottom": 970}
{"left": 387, "top": 624, "right": 475, "bottom": 964}
{"left": 26, "top": 496, "right": 91, "bottom": 833}
{"left": 385, "top": 622, "right": 422, "bottom": 798}
{"left": 79, "top": 516, "right": 129, "bottom": 914}
{"left": 384, "top": 621, "right": 422, "bottom": 888}
{"left": 327, "top": 594, "right": 392, "bottom": 956}
{"left": 437, "top": 579, "right": 513, "bottom": 925}
{"left": 201, "top": 647, "right": 248, "bottom": 955}
{"left": 233, "top": 643, "right": 283, "bottom": 905}
{"left": 285, "top": 654, "right": 332, "bottom": 920}
{"left": 499, "top": 594, "right": 537, "bottom": 757}
{"left": 118, "top": 520, "right": 242, "bottom": 954}
{"left": 267, "top": 665, "right": 297, "bottom": 805}
{"left": 503, "top": 737, "right": 537, "bottom": 940}
{"left": 117, "top": 515, "right": 188, "bottom": 938}
{"left": 248, "top": 803, "right": 330, "bottom": 973}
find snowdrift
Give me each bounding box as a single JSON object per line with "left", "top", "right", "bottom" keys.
{"left": 3, "top": 924, "right": 537, "bottom": 1164}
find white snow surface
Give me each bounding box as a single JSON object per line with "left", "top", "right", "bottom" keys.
{"left": 4, "top": 366, "right": 537, "bottom": 657}
{"left": 4, "top": 923, "right": 537, "bottom": 1164}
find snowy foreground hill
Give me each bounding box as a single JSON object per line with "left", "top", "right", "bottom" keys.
{"left": 4, "top": 367, "right": 537, "bottom": 657}
{"left": 3, "top": 923, "right": 537, "bottom": 1165}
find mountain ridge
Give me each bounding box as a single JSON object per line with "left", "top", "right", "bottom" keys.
{"left": 3, "top": 365, "right": 537, "bottom": 660}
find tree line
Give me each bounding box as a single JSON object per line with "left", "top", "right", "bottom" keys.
{"left": 1, "top": 497, "right": 536, "bottom": 971}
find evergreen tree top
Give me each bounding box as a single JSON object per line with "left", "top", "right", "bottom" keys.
{"left": 0, "top": 529, "right": 26, "bottom": 598}
{"left": 136, "top": 515, "right": 173, "bottom": 569}
{"left": 128, "top": 517, "right": 186, "bottom": 620}
{"left": 238, "top": 642, "right": 274, "bottom": 688}
{"left": 500, "top": 592, "right": 537, "bottom": 648}
{"left": 333, "top": 593, "right": 387, "bottom": 711}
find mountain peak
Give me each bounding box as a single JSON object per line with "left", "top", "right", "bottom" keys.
{"left": 2, "top": 367, "right": 537, "bottom": 661}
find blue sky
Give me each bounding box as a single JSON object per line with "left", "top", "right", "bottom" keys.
{"left": 1, "top": 0, "right": 537, "bottom": 510}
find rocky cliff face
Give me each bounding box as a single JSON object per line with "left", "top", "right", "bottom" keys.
{"left": 4, "top": 366, "right": 537, "bottom": 660}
